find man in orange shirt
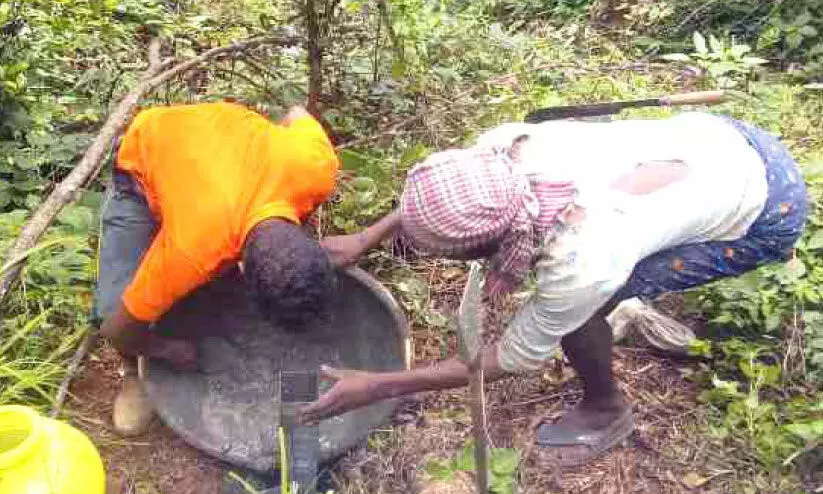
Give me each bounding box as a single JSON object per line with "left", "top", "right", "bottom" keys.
{"left": 96, "top": 101, "right": 340, "bottom": 436}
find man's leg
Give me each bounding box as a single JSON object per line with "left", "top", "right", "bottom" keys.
{"left": 533, "top": 297, "right": 633, "bottom": 467}
{"left": 96, "top": 169, "right": 158, "bottom": 436}
{"left": 557, "top": 299, "right": 628, "bottom": 430}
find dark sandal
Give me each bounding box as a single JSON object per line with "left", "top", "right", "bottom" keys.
{"left": 536, "top": 408, "right": 634, "bottom": 467}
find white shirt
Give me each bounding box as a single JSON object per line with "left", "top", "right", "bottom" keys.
{"left": 477, "top": 113, "right": 769, "bottom": 371}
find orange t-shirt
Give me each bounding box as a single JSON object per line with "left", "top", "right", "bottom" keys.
{"left": 116, "top": 102, "right": 339, "bottom": 323}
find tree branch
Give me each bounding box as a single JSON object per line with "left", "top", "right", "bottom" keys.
{"left": 376, "top": 0, "right": 403, "bottom": 62}
{"left": 49, "top": 330, "right": 98, "bottom": 418}
{"left": 306, "top": 0, "right": 323, "bottom": 116}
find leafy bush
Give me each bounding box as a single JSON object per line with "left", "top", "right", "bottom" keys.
{"left": 425, "top": 440, "right": 520, "bottom": 494}
{"left": 0, "top": 192, "right": 99, "bottom": 409}
{"left": 688, "top": 338, "right": 822, "bottom": 472}
{"left": 662, "top": 32, "right": 767, "bottom": 89}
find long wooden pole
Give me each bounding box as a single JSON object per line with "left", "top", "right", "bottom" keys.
{"left": 458, "top": 263, "right": 489, "bottom": 493}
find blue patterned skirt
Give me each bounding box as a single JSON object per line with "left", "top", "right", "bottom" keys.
{"left": 618, "top": 117, "right": 808, "bottom": 299}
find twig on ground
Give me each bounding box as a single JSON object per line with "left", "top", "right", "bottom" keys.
{"left": 50, "top": 330, "right": 99, "bottom": 418}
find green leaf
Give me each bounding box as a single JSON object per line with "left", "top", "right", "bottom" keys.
{"left": 453, "top": 441, "right": 475, "bottom": 471}
{"left": 490, "top": 474, "right": 516, "bottom": 494}
{"left": 803, "top": 161, "right": 823, "bottom": 177}
{"left": 742, "top": 57, "right": 769, "bottom": 66}
{"left": 807, "top": 230, "right": 823, "bottom": 250}
{"left": 708, "top": 34, "right": 722, "bottom": 54}
{"left": 661, "top": 53, "right": 691, "bottom": 62}
{"left": 693, "top": 31, "right": 708, "bottom": 54}
{"left": 391, "top": 59, "right": 406, "bottom": 80}
{"left": 731, "top": 44, "right": 752, "bottom": 57}
{"left": 710, "top": 312, "right": 734, "bottom": 324}
{"left": 712, "top": 375, "right": 742, "bottom": 396}
{"left": 803, "top": 311, "right": 823, "bottom": 327}
{"left": 339, "top": 149, "right": 369, "bottom": 171}
{"left": 765, "top": 313, "right": 782, "bottom": 332}
{"left": 688, "top": 339, "right": 712, "bottom": 358}
{"left": 56, "top": 205, "right": 96, "bottom": 234}
{"left": 785, "top": 420, "right": 823, "bottom": 441}
{"left": 800, "top": 25, "right": 819, "bottom": 38}
{"left": 424, "top": 459, "right": 455, "bottom": 481}
{"left": 794, "top": 12, "right": 813, "bottom": 27}
{"left": 490, "top": 448, "right": 519, "bottom": 476}
{"left": 399, "top": 143, "right": 430, "bottom": 170}
{"left": 776, "top": 258, "right": 806, "bottom": 285}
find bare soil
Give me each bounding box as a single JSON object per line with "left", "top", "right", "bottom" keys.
{"left": 68, "top": 345, "right": 224, "bottom": 494}
{"left": 65, "top": 264, "right": 723, "bottom": 494}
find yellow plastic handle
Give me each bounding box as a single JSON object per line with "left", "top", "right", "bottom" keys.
{"left": 662, "top": 90, "right": 727, "bottom": 106}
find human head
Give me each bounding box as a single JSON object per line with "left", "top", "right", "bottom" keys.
{"left": 397, "top": 145, "right": 541, "bottom": 294}
{"left": 243, "top": 219, "right": 337, "bottom": 330}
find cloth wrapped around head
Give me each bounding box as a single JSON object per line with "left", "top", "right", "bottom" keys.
{"left": 399, "top": 144, "right": 572, "bottom": 296}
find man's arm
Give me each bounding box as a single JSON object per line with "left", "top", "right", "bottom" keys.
{"left": 321, "top": 209, "right": 401, "bottom": 266}
{"left": 100, "top": 303, "right": 149, "bottom": 355}
{"left": 299, "top": 344, "right": 507, "bottom": 424}
{"left": 100, "top": 302, "right": 199, "bottom": 370}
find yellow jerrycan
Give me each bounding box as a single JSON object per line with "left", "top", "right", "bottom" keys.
{"left": 0, "top": 405, "right": 105, "bottom": 494}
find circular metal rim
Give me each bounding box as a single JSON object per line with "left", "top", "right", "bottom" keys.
{"left": 143, "top": 266, "right": 409, "bottom": 470}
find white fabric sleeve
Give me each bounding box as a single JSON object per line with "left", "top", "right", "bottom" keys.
{"left": 496, "top": 208, "right": 640, "bottom": 372}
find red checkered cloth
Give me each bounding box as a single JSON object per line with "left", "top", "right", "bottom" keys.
{"left": 399, "top": 145, "right": 576, "bottom": 294}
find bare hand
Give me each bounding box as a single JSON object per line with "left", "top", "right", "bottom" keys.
{"left": 320, "top": 233, "right": 367, "bottom": 267}
{"left": 151, "top": 339, "right": 199, "bottom": 372}
{"left": 299, "top": 365, "right": 381, "bottom": 425}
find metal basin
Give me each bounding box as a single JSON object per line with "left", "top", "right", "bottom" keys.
{"left": 143, "top": 267, "right": 408, "bottom": 473}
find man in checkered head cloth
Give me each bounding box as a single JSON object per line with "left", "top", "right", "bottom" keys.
{"left": 310, "top": 113, "right": 806, "bottom": 467}
{"left": 396, "top": 144, "right": 573, "bottom": 297}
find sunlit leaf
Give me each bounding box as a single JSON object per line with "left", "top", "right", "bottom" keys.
{"left": 785, "top": 420, "right": 823, "bottom": 441}
{"left": 693, "top": 31, "right": 708, "bottom": 54}
{"left": 662, "top": 53, "right": 691, "bottom": 62}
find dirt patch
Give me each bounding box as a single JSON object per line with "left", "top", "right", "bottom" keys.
{"left": 64, "top": 262, "right": 719, "bottom": 494}
{"left": 333, "top": 348, "right": 711, "bottom": 494}
{"left": 331, "top": 261, "right": 720, "bottom": 493}
{"left": 67, "top": 345, "right": 225, "bottom": 494}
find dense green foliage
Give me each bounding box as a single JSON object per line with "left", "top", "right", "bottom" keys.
{"left": 1, "top": 0, "right": 822, "bottom": 491}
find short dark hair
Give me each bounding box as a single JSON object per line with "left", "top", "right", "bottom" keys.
{"left": 243, "top": 219, "right": 337, "bottom": 330}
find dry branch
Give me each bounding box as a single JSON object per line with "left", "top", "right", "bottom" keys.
{"left": 50, "top": 330, "right": 98, "bottom": 418}
{"left": 306, "top": 0, "right": 323, "bottom": 115}
{"left": 376, "top": 0, "right": 403, "bottom": 62}
{"left": 458, "top": 263, "right": 490, "bottom": 493}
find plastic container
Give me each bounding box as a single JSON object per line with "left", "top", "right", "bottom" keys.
{"left": 0, "top": 405, "right": 105, "bottom": 494}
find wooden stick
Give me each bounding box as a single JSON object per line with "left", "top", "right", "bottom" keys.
{"left": 50, "top": 330, "right": 98, "bottom": 418}
{"left": 305, "top": 0, "right": 323, "bottom": 116}
{"left": 468, "top": 356, "right": 489, "bottom": 493}
{"left": 458, "top": 263, "right": 489, "bottom": 493}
